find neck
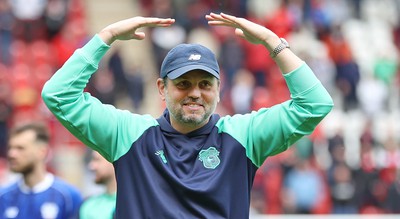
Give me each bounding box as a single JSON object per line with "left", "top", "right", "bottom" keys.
{"left": 23, "top": 165, "right": 47, "bottom": 188}
{"left": 106, "top": 177, "right": 117, "bottom": 195}
{"left": 171, "top": 122, "right": 201, "bottom": 134}
{"left": 170, "top": 116, "right": 209, "bottom": 134}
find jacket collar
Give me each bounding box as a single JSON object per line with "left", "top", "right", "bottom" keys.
{"left": 18, "top": 173, "right": 54, "bottom": 194}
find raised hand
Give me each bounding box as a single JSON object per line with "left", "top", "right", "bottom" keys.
{"left": 205, "top": 13, "right": 279, "bottom": 50}
{"left": 99, "top": 17, "right": 175, "bottom": 45}
{"left": 206, "top": 12, "right": 303, "bottom": 72}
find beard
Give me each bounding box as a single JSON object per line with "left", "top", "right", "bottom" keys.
{"left": 166, "top": 97, "right": 216, "bottom": 127}
{"left": 9, "top": 161, "right": 35, "bottom": 175}
{"left": 94, "top": 176, "right": 107, "bottom": 185}
{"left": 174, "top": 107, "right": 212, "bottom": 126}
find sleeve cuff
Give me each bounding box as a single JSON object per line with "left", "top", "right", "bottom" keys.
{"left": 283, "top": 62, "right": 321, "bottom": 95}
{"left": 79, "top": 34, "right": 111, "bottom": 65}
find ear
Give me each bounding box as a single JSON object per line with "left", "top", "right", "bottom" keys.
{"left": 38, "top": 143, "right": 50, "bottom": 161}
{"left": 156, "top": 78, "right": 166, "bottom": 101}
{"left": 217, "top": 82, "right": 221, "bottom": 103}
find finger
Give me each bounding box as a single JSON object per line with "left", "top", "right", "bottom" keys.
{"left": 153, "top": 18, "right": 175, "bottom": 24}
{"left": 132, "top": 32, "right": 146, "bottom": 40}
{"left": 206, "top": 14, "right": 237, "bottom": 27}
{"left": 220, "top": 13, "right": 238, "bottom": 22}
{"left": 206, "top": 13, "right": 228, "bottom": 22}
{"left": 138, "top": 18, "right": 175, "bottom": 28}
{"left": 207, "top": 20, "right": 236, "bottom": 27}
{"left": 205, "top": 12, "right": 220, "bottom": 19}
{"left": 220, "top": 13, "right": 252, "bottom": 31}
{"left": 142, "top": 17, "right": 175, "bottom": 23}
{"left": 234, "top": 28, "right": 245, "bottom": 38}
{"left": 156, "top": 18, "right": 175, "bottom": 25}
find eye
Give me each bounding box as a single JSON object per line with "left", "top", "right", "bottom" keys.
{"left": 199, "top": 81, "right": 212, "bottom": 88}
{"left": 175, "top": 80, "right": 191, "bottom": 89}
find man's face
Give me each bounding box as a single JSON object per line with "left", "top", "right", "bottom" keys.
{"left": 158, "top": 70, "right": 220, "bottom": 133}
{"left": 89, "top": 151, "right": 115, "bottom": 185}
{"left": 7, "top": 130, "right": 45, "bottom": 174}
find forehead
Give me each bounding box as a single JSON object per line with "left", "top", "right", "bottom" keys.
{"left": 9, "top": 130, "right": 36, "bottom": 147}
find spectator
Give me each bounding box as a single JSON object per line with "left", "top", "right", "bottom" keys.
{"left": 383, "top": 169, "right": 400, "bottom": 213}
{"left": 357, "top": 74, "right": 388, "bottom": 118}
{"left": 44, "top": 0, "right": 69, "bottom": 40}
{"left": 323, "top": 24, "right": 360, "bottom": 111}
{"left": 329, "top": 162, "right": 357, "bottom": 214}
{"left": 9, "top": 0, "right": 48, "bottom": 42}
{"left": 80, "top": 150, "right": 116, "bottom": 219}
{"left": 87, "top": 66, "right": 117, "bottom": 105}
{"left": 282, "top": 157, "right": 326, "bottom": 214}
{"left": 107, "top": 48, "right": 127, "bottom": 96}
{"left": 107, "top": 48, "right": 145, "bottom": 111}
{"left": 218, "top": 34, "right": 245, "bottom": 91}
{"left": 0, "top": 69, "right": 12, "bottom": 158}
{"left": 0, "top": 0, "right": 14, "bottom": 65}
{"left": 230, "top": 68, "right": 255, "bottom": 114}
{"left": 0, "top": 122, "right": 82, "bottom": 219}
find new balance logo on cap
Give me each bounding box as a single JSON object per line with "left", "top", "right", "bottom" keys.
{"left": 188, "top": 54, "right": 201, "bottom": 61}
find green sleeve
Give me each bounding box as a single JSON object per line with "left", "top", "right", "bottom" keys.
{"left": 41, "top": 35, "right": 158, "bottom": 162}
{"left": 216, "top": 63, "right": 333, "bottom": 167}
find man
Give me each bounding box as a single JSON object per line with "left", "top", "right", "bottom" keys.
{"left": 80, "top": 150, "right": 116, "bottom": 219}
{"left": 41, "top": 12, "right": 333, "bottom": 218}
{"left": 0, "top": 122, "right": 82, "bottom": 219}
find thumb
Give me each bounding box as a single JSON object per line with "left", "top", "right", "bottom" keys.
{"left": 235, "top": 28, "right": 245, "bottom": 38}
{"left": 133, "top": 32, "right": 146, "bottom": 40}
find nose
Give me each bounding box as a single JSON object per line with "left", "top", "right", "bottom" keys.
{"left": 7, "top": 148, "right": 17, "bottom": 159}
{"left": 188, "top": 85, "right": 201, "bottom": 98}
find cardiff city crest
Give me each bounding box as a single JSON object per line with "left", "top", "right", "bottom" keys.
{"left": 198, "top": 147, "right": 220, "bottom": 169}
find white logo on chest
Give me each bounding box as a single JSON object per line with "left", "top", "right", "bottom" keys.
{"left": 5, "top": 207, "right": 19, "bottom": 218}
{"left": 41, "top": 202, "right": 59, "bottom": 219}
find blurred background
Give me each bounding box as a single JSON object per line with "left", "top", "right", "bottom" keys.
{"left": 0, "top": 0, "right": 400, "bottom": 216}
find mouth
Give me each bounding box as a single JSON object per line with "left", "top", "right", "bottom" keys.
{"left": 8, "top": 160, "right": 17, "bottom": 165}
{"left": 183, "top": 102, "right": 204, "bottom": 111}
{"left": 7, "top": 161, "right": 19, "bottom": 170}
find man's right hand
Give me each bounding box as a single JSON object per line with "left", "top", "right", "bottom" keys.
{"left": 98, "top": 17, "right": 175, "bottom": 45}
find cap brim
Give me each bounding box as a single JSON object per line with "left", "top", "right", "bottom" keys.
{"left": 167, "top": 65, "right": 219, "bottom": 79}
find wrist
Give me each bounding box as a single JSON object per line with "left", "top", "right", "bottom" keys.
{"left": 269, "top": 38, "right": 290, "bottom": 58}
{"left": 262, "top": 36, "right": 281, "bottom": 52}
{"left": 98, "top": 29, "right": 116, "bottom": 45}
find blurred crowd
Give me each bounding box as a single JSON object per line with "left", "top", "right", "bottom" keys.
{"left": 0, "top": 0, "right": 400, "bottom": 215}
{"left": 0, "top": 0, "right": 88, "bottom": 159}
